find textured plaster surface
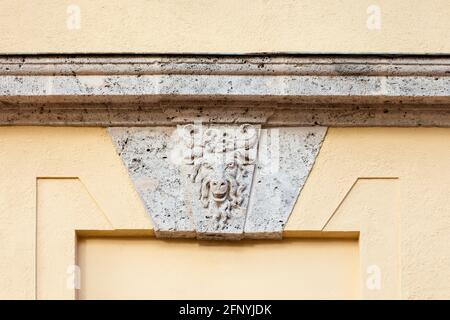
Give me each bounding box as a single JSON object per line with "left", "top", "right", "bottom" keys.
{"left": 1, "top": 126, "right": 449, "bottom": 299}
{"left": 287, "top": 128, "right": 450, "bottom": 299}
{"left": 0, "top": 0, "right": 449, "bottom": 54}
{"left": 0, "top": 127, "right": 152, "bottom": 299}
{"left": 78, "top": 238, "right": 359, "bottom": 299}
{"left": 37, "top": 178, "right": 111, "bottom": 299}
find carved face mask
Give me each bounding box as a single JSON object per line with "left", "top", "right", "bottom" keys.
{"left": 200, "top": 157, "right": 239, "bottom": 203}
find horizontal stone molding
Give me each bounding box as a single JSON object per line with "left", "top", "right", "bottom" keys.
{"left": 0, "top": 55, "right": 449, "bottom": 126}
{"left": 1, "top": 102, "right": 449, "bottom": 127}
{"left": 1, "top": 55, "right": 450, "bottom": 76}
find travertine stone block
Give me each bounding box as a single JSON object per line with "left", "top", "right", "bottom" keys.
{"left": 109, "top": 127, "right": 196, "bottom": 238}
{"left": 245, "top": 127, "right": 327, "bottom": 238}
{"left": 110, "top": 125, "right": 326, "bottom": 239}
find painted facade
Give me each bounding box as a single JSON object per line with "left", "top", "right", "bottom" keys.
{"left": 0, "top": 1, "right": 449, "bottom": 300}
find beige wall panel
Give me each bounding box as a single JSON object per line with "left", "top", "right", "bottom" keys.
{"left": 37, "top": 179, "right": 112, "bottom": 299}
{"left": 0, "top": 0, "right": 448, "bottom": 54}
{"left": 78, "top": 238, "right": 359, "bottom": 300}
{"left": 323, "top": 179, "right": 400, "bottom": 299}
{"left": 1, "top": 126, "right": 449, "bottom": 299}
{"left": 0, "top": 127, "right": 152, "bottom": 299}
{"left": 287, "top": 128, "right": 450, "bottom": 299}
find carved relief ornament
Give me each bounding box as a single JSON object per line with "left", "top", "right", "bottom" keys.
{"left": 177, "top": 124, "right": 259, "bottom": 236}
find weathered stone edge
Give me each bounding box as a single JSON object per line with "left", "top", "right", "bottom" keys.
{"left": 1, "top": 75, "right": 449, "bottom": 100}
{"left": 1, "top": 103, "right": 449, "bottom": 127}
{"left": 0, "top": 55, "right": 449, "bottom": 126}
{"left": 1, "top": 55, "right": 450, "bottom": 76}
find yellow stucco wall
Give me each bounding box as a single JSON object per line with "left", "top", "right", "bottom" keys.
{"left": 78, "top": 238, "right": 359, "bottom": 299}
{"left": 1, "top": 0, "right": 448, "bottom": 301}
{"left": 0, "top": 127, "right": 449, "bottom": 299}
{"left": 0, "top": 127, "right": 152, "bottom": 299}
{"left": 286, "top": 128, "right": 450, "bottom": 299}
{"left": 0, "top": 0, "right": 449, "bottom": 54}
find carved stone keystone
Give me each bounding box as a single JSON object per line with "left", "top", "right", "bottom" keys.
{"left": 175, "top": 124, "right": 259, "bottom": 239}
{"left": 109, "top": 125, "right": 326, "bottom": 240}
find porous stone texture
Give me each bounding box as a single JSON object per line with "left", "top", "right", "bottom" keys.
{"left": 1, "top": 56, "right": 450, "bottom": 127}
{"left": 2, "top": 56, "right": 450, "bottom": 76}
{"left": 109, "top": 127, "right": 195, "bottom": 237}
{"left": 245, "top": 127, "right": 327, "bottom": 238}
{"left": 1, "top": 75, "right": 449, "bottom": 100}
{"left": 110, "top": 125, "right": 261, "bottom": 239}
{"left": 1, "top": 102, "right": 449, "bottom": 127}
{"left": 175, "top": 124, "right": 260, "bottom": 239}
{"left": 109, "top": 125, "right": 326, "bottom": 240}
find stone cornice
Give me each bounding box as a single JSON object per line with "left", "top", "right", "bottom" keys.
{"left": 1, "top": 55, "right": 450, "bottom": 76}
{"left": 0, "top": 55, "right": 449, "bottom": 126}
